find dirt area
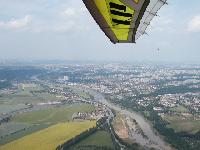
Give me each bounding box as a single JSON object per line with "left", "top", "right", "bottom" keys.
{"left": 112, "top": 113, "right": 129, "bottom": 139}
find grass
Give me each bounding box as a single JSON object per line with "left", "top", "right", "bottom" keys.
{"left": 0, "top": 124, "right": 49, "bottom": 145}
{"left": 70, "top": 130, "right": 114, "bottom": 149}
{"left": 164, "top": 115, "right": 200, "bottom": 134}
{"left": 0, "top": 121, "right": 96, "bottom": 150}
{"left": 0, "top": 94, "right": 37, "bottom": 105}
{"left": 20, "top": 84, "right": 44, "bottom": 92}
{"left": 0, "top": 84, "right": 60, "bottom": 105}
{"left": 12, "top": 103, "right": 95, "bottom": 124}
{"left": 0, "top": 122, "right": 30, "bottom": 137}
{"left": 72, "top": 88, "right": 91, "bottom": 99}
{"left": 0, "top": 104, "right": 28, "bottom": 114}
{"left": 0, "top": 103, "right": 95, "bottom": 145}
{"left": 169, "top": 105, "right": 189, "bottom": 113}
{"left": 77, "top": 91, "right": 91, "bottom": 99}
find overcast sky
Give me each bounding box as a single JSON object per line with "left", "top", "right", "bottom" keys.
{"left": 0, "top": 0, "right": 200, "bottom": 63}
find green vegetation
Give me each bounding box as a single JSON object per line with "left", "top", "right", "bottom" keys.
{"left": 164, "top": 115, "right": 200, "bottom": 134}
{"left": 169, "top": 105, "right": 189, "bottom": 113}
{"left": 0, "top": 122, "right": 30, "bottom": 137}
{"left": 0, "top": 124, "right": 49, "bottom": 145}
{"left": 0, "top": 84, "right": 60, "bottom": 106}
{"left": 70, "top": 130, "right": 114, "bottom": 150}
{"left": 0, "top": 121, "right": 96, "bottom": 150}
{"left": 72, "top": 88, "right": 91, "bottom": 99}
{"left": 0, "top": 104, "right": 28, "bottom": 114}
{"left": 12, "top": 103, "right": 95, "bottom": 124}
{"left": 109, "top": 96, "right": 200, "bottom": 150}
{"left": 77, "top": 91, "right": 91, "bottom": 99}
{"left": 0, "top": 103, "right": 95, "bottom": 145}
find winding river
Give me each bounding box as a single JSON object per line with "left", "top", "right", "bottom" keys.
{"left": 84, "top": 88, "right": 172, "bottom": 150}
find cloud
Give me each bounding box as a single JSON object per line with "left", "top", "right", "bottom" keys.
{"left": 188, "top": 15, "right": 200, "bottom": 32}
{"left": 0, "top": 15, "right": 32, "bottom": 29}
{"left": 42, "top": 7, "right": 89, "bottom": 33}
{"left": 61, "top": 8, "right": 76, "bottom": 17}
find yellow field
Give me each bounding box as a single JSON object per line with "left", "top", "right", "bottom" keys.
{"left": 0, "top": 121, "right": 96, "bottom": 150}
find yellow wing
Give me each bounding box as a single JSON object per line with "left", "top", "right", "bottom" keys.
{"left": 83, "top": 0, "right": 150, "bottom": 43}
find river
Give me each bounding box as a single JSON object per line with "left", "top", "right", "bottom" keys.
{"left": 84, "top": 88, "right": 172, "bottom": 150}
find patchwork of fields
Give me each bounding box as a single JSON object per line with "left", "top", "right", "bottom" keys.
{"left": 0, "top": 103, "right": 95, "bottom": 145}
{"left": 163, "top": 105, "right": 200, "bottom": 134}
{"left": 12, "top": 103, "right": 95, "bottom": 124}
{"left": 0, "top": 121, "right": 96, "bottom": 150}
{"left": 0, "top": 84, "right": 61, "bottom": 105}
{"left": 0, "top": 83, "right": 115, "bottom": 150}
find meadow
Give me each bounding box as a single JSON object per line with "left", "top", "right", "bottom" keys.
{"left": 0, "top": 83, "right": 60, "bottom": 106}
{"left": 70, "top": 130, "right": 114, "bottom": 150}
{"left": 71, "top": 87, "right": 91, "bottom": 99}
{"left": 12, "top": 103, "right": 95, "bottom": 124}
{"left": 0, "top": 83, "right": 97, "bottom": 147}
{"left": 164, "top": 114, "right": 200, "bottom": 134}
{"left": 0, "top": 104, "right": 28, "bottom": 114}
{"left": 0, "top": 103, "right": 95, "bottom": 145}
{"left": 0, "top": 121, "right": 96, "bottom": 150}
{"left": 169, "top": 105, "right": 189, "bottom": 113}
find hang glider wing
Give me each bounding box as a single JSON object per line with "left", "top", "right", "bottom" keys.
{"left": 135, "top": 0, "right": 168, "bottom": 40}
{"left": 83, "top": 0, "right": 150, "bottom": 43}
{"left": 83, "top": 0, "right": 167, "bottom": 44}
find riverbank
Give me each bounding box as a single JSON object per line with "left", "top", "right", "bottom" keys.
{"left": 79, "top": 87, "right": 173, "bottom": 150}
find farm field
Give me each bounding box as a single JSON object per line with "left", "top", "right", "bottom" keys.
{"left": 164, "top": 114, "right": 200, "bottom": 134}
{"left": 0, "top": 103, "right": 95, "bottom": 145}
{"left": 0, "top": 121, "right": 96, "bottom": 150}
{"left": 70, "top": 130, "right": 114, "bottom": 150}
{"left": 71, "top": 88, "right": 91, "bottom": 99}
{"left": 0, "top": 122, "right": 30, "bottom": 137}
{"left": 0, "top": 124, "right": 49, "bottom": 145}
{"left": 0, "top": 83, "right": 60, "bottom": 106}
{"left": 12, "top": 103, "right": 95, "bottom": 124}
{"left": 0, "top": 104, "right": 28, "bottom": 114}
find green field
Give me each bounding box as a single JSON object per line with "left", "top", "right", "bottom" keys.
{"left": 0, "top": 124, "right": 49, "bottom": 145}
{"left": 164, "top": 115, "right": 200, "bottom": 134}
{"left": 0, "top": 121, "right": 96, "bottom": 150}
{"left": 0, "top": 122, "right": 30, "bottom": 137}
{"left": 0, "top": 104, "right": 28, "bottom": 114}
{"left": 71, "top": 88, "right": 91, "bottom": 99}
{"left": 169, "top": 105, "right": 189, "bottom": 113}
{"left": 0, "top": 103, "right": 95, "bottom": 145}
{"left": 0, "top": 84, "right": 98, "bottom": 148}
{"left": 12, "top": 103, "right": 95, "bottom": 124}
{"left": 70, "top": 130, "right": 115, "bottom": 150}
{"left": 77, "top": 91, "right": 91, "bottom": 99}
{"left": 0, "top": 84, "right": 60, "bottom": 106}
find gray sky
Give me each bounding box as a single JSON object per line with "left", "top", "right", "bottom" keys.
{"left": 0, "top": 0, "right": 200, "bottom": 63}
